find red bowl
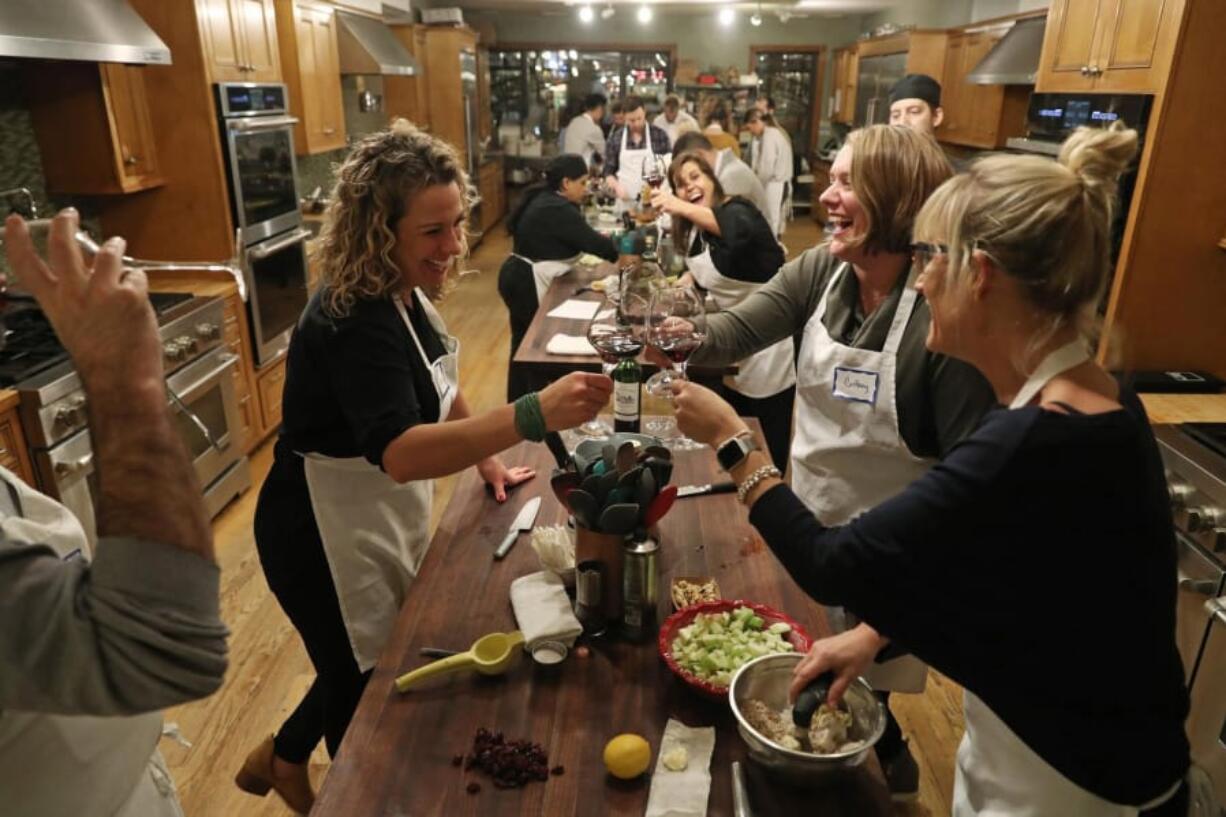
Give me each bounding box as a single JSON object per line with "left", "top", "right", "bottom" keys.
{"left": 658, "top": 599, "right": 813, "bottom": 700}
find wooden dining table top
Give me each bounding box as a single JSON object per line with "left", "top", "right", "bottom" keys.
{"left": 313, "top": 424, "right": 891, "bottom": 816}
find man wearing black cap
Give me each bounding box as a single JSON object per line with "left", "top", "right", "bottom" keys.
{"left": 888, "top": 73, "right": 944, "bottom": 137}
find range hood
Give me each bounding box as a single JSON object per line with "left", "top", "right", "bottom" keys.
{"left": 967, "top": 15, "right": 1046, "bottom": 85}
{"left": 0, "top": 0, "right": 170, "bottom": 65}
{"left": 336, "top": 11, "right": 417, "bottom": 76}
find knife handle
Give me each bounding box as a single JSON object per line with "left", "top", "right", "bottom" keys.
{"left": 543, "top": 431, "right": 571, "bottom": 470}
{"left": 494, "top": 530, "right": 519, "bottom": 560}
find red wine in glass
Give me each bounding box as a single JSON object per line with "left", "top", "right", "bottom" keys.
{"left": 591, "top": 332, "right": 644, "bottom": 364}
{"left": 645, "top": 172, "right": 665, "bottom": 190}
{"left": 653, "top": 333, "right": 705, "bottom": 364}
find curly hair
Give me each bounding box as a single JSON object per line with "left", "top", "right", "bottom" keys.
{"left": 313, "top": 120, "right": 473, "bottom": 317}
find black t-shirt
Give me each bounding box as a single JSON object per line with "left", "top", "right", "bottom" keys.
{"left": 279, "top": 287, "right": 446, "bottom": 468}
{"left": 749, "top": 392, "right": 1190, "bottom": 805}
{"left": 512, "top": 191, "right": 618, "bottom": 262}
{"left": 687, "top": 197, "right": 783, "bottom": 285}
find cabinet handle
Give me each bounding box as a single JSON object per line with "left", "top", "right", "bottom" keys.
{"left": 1091, "top": 65, "right": 1103, "bottom": 76}
{"left": 0, "top": 447, "right": 8, "bottom": 456}
{"left": 1080, "top": 65, "right": 1090, "bottom": 76}
{"left": 322, "top": 127, "right": 335, "bottom": 135}
{"left": 124, "top": 154, "right": 140, "bottom": 165}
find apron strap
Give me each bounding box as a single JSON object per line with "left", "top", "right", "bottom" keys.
{"left": 393, "top": 292, "right": 439, "bottom": 372}
{"left": 1008, "top": 340, "right": 1092, "bottom": 409}
{"left": 882, "top": 286, "right": 919, "bottom": 356}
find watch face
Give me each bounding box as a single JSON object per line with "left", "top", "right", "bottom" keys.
{"left": 717, "top": 438, "right": 747, "bottom": 470}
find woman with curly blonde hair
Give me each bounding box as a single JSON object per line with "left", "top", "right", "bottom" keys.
{"left": 238, "top": 121, "right": 611, "bottom": 813}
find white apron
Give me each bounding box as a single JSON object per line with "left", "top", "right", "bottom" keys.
{"left": 615, "top": 126, "right": 669, "bottom": 203}
{"left": 302, "top": 290, "right": 459, "bottom": 672}
{"left": 0, "top": 468, "right": 182, "bottom": 817}
{"left": 686, "top": 235, "right": 795, "bottom": 398}
{"left": 952, "top": 339, "right": 1188, "bottom": 817}
{"left": 764, "top": 180, "right": 787, "bottom": 238}
{"left": 791, "top": 263, "right": 930, "bottom": 692}
{"left": 511, "top": 252, "right": 575, "bottom": 303}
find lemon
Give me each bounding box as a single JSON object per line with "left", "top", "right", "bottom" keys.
{"left": 603, "top": 733, "right": 652, "bottom": 779}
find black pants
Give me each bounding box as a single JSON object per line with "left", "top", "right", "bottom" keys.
{"left": 254, "top": 442, "right": 372, "bottom": 763}
{"left": 716, "top": 383, "right": 795, "bottom": 472}
{"left": 874, "top": 690, "right": 905, "bottom": 762}
{"left": 498, "top": 255, "right": 552, "bottom": 402}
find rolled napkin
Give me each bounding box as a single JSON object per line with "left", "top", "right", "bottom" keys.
{"left": 545, "top": 333, "right": 597, "bottom": 356}
{"left": 645, "top": 719, "right": 717, "bottom": 817}
{"left": 547, "top": 299, "right": 602, "bottom": 320}
{"left": 509, "top": 571, "right": 584, "bottom": 648}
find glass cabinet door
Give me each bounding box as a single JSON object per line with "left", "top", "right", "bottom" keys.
{"left": 755, "top": 51, "right": 820, "bottom": 161}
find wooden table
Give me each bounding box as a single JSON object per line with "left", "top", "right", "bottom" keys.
{"left": 314, "top": 426, "right": 891, "bottom": 816}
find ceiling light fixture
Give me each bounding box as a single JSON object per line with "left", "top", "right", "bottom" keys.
{"left": 601, "top": 3, "right": 615, "bottom": 18}
{"left": 637, "top": 4, "right": 653, "bottom": 24}
{"left": 750, "top": 2, "right": 762, "bottom": 26}
{"left": 578, "top": 5, "right": 593, "bottom": 23}
{"left": 718, "top": 7, "right": 735, "bottom": 25}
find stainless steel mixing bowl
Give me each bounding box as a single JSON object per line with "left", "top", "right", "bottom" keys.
{"left": 728, "top": 653, "right": 886, "bottom": 785}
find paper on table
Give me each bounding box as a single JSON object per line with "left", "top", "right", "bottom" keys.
{"left": 547, "top": 299, "right": 602, "bottom": 320}
{"left": 645, "top": 719, "right": 717, "bottom": 817}
{"left": 545, "top": 334, "right": 597, "bottom": 356}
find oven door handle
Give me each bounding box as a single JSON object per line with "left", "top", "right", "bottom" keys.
{"left": 227, "top": 115, "right": 300, "bottom": 132}
{"left": 1177, "top": 569, "right": 1219, "bottom": 598}
{"left": 168, "top": 352, "right": 239, "bottom": 453}
{"left": 248, "top": 228, "right": 312, "bottom": 260}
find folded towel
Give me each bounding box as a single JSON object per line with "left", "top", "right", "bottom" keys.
{"left": 509, "top": 571, "right": 584, "bottom": 648}
{"left": 545, "top": 333, "right": 598, "bottom": 356}
{"left": 547, "top": 299, "right": 602, "bottom": 320}
{"left": 645, "top": 719, "right": 717, "bottom": 817}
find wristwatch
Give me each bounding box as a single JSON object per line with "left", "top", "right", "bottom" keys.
{"left": 716, "top": 430, "right": 758, "bottom": 471}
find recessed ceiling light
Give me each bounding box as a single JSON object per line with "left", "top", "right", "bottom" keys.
{"left": 578, "top": 5, "right": 593, "bottom": 23}
{"left": 637, "top": 4, "right": 653, "bottom": 23}
{"left": 601, "top": 3, "right": 615, "bottom": 18}
{"left": 718, "top": 7, "right": 735, "bottom": 25}
{"left": 750, "top": 12, "right": 762, "bottom": 26}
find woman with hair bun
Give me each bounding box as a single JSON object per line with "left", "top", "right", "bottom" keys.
{"left": 237, "top": 122, "right": 612, "bottom": 813}
{"left": 672, "top": 123, "right": 1193, "bottom": 814}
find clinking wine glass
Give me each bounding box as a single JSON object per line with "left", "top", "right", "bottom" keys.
{"left": 646, "top": 286, "right": 707, "bottom": 449}
{"left": 579, "top": 291, "right": 646, "bottom": 437}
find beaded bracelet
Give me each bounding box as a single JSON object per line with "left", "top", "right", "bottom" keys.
{"left": 737, "top": 464, "right": 782, "bottom": 504}
{"left": 513, "top": 392, "right": 547, "bottom": 442}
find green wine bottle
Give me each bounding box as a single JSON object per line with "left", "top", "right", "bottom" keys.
{"left": 613, "top": 357, "right": 642, "bottom": 434}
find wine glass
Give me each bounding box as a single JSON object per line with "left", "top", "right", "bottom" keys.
{"left": 640, "top": 154, "right": 666, "bottom": 228}
{"left": 646, "top": 286, "right": 707, "bottom": 450}
{"left": 578, "top": 292, "right": 645, "bottom": 438}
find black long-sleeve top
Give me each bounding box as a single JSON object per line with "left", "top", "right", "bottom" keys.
{"left": 511, "top": 191, "right": 617, "bottom": 262}
{"left": 686, "top": 197, "right": 784, "bottom": 285}
{"left": 749, "top": 394, "right": 1189, "bottom": 805}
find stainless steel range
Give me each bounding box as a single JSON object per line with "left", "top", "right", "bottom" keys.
{"left": 1156, "top": 423, "right": 1226, "bottom": 805}
{"left": 8, "top": 292, "right": 251, "bottom": 550}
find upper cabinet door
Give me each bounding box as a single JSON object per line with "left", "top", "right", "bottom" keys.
{"left": 301, "top": 4, "right": 346, "bottom": 152}
{"left": 239, "top": 0, "right": 282, "bottom": 81}
{"left": 1037, "top": 0, "right": 1103, "bottom": 91}
{"left": 198, "top": 0, "right": 248, "bottom": 83}
{"left": 1092, "top": 0, "right": 1185, "bottom": 93}
{"left": 102, "top": 64, "right": 163, "bottom": 188}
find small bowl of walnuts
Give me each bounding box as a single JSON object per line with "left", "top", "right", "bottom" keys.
{"left": 670, "top": 576, "right": 720, "bottom": 610}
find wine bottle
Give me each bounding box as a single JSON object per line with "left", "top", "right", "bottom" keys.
{"left": 613, "top": 356, "right": 642, "bottom": 434}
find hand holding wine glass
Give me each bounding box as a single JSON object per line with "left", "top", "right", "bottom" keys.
{"left": 647, "top": 287, "right": 706, "bottom": 391}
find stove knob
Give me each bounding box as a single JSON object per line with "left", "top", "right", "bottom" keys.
{"left": 176, "top": 334, "right": 198, "bottom": 355}
{"left": 1213, "top": 528, "right": 1226, "bottom": 553}
{"left": 195, "top": 322, "right": 220, "bottom": 340}
{"left": 1168, "top": 482, "right": 1194, "bottom": 509}
{"left": 1187, "top": 506, "right": 1222, "bottom": 533}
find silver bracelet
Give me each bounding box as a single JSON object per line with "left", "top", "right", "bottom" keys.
{"left": 737, "top": 465, "right": 781, "bottom": 504}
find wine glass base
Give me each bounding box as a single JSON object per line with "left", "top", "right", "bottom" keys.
{"left": 575, "top": 420, "right": 612, "bottom": 439}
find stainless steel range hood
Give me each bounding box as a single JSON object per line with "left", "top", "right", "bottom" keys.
{"left": 336, "top": 11, "right": 417, "bottom": 76}
{"left": 0, "top": 0, "right": 170, "bottom": 65}
{"left": 967, "top": 15, "right": 1046, "bottom": 85}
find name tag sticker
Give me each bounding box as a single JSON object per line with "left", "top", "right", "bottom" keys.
{"left": 832, "top": 367, "right": 879, "bottom": 405}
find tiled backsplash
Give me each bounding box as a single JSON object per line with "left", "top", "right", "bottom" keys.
{"left": 295, "top": 76, "right": 392, "bottom": 201}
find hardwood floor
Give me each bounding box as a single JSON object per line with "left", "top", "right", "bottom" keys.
{"left": 164, "top": 216, "right": 965, "bottom": 816}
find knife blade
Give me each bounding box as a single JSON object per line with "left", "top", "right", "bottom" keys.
{"left": 677, "top": 481, "right": 737, "bottom": 498}
{"left": 494, "top": 496, "right": 541, "bottom": 560}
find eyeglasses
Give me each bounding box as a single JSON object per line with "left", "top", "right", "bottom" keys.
{"left": 909, "top": 241, "right": 949, "bottom": 270}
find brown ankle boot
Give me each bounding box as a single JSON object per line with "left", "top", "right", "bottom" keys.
{"left": 235, "top": 735, "right": 316, "bottom": 815}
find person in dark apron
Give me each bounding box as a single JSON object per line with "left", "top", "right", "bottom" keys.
{"left": 672, "top": 124, "right": 1202, "bottom": 816}
{"left": 675, "top": 125, "right": 996, "bottom": 800}
{"left": 650, "top": 151, "right": 793, "bottom": 469}
{"left": 498, "top": 153, "right": 618, "bottom": 400}
{"left": 236, "top": 122, "right": 612, "bottom": 814}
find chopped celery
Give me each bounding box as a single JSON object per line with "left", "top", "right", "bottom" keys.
{"left": 669, "top": 606, "right": 796, "bottom": 686}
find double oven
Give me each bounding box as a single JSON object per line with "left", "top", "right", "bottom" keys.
{"left": 215, "top": 82, "right": 311, "bottom": 366}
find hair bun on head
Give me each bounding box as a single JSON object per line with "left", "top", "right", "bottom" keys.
{"left": 1057, "top": 121, "right": 1138, "bottom": 198}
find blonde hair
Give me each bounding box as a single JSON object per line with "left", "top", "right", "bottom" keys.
{"left": 314, "top": 119, "right": 472, "bottom": 317}
{"left": 840, "top": 125, "right": 954, "bottom": 256}
{"left": 913, "top": 123, "right": 1138, "bottom": 355}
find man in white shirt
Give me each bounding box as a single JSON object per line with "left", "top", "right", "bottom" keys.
{"left": 652, "top": 94, "right": 699, "bottom": 148}
{"left": 745, "top": 108, "right": 793, "bottom": 237}
{"left": 673, "top": 130, "right": 770, "bottom": 223}
{"left": 562, "top": 92, "right": 608, "bottom": 170}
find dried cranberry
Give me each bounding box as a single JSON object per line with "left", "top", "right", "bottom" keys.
{"left": 466, "top": 781, "right": 481, "bottom": 794}
{"left": 551, "top": 765, "right": 565, "bottom": 776}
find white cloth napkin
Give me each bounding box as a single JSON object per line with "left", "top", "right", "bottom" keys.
{"left": 509, "top": 571, "right": 583, "bottom": 648}
{"left": 545, "top": 333, "right": 597, "bottom": 356}
{"left": 645, "top": 719, "right": 717, "bottom": 817}
{"left": 547, "top": 299, "right": 601, "bottom": 320}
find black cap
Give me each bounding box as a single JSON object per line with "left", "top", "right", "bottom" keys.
{"left": 888, "top": 74, "right": 942, "bottom": 108}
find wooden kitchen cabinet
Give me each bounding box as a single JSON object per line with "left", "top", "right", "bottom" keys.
{"left": 198, "top": 0, "right": 282, "bottom": 84}
{"left": 422, "top": 26, "right": 480, "bottom": 160}
{"left": 275, "top": 0, "right": 346, "bottom": 155}
{"left": 1037, "top": 0, "right": 1185, "bottom": 93}
{"left": 475, "top": 158, "right": 505, "bottom": 234}
{"left": 257, "top": 357, "right": 287, "bottom": 431}
{"left": 25, "top": 62, "right": 165, "bottom": 195}
{"left": 938, "top": 28, "right": 1029, "bottom": 150}
{"left": 385, "top": 24, "right": 429, "bottom": 126}
{"left": 0, "top": 406, "right": 36, "bottom": 488}
{"left": 829, "top": 46, "right": 857, "bottom": 125}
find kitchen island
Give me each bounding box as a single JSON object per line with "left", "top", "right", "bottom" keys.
{"left": 313, "top": 425, "right": 891, "bottom": 816}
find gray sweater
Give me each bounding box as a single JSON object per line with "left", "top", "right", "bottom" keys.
{"left": 692, "top": 245, "right": 996, "bottom": 457}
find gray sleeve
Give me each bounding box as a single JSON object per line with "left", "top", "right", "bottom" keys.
{"left": 0, "top": 535, "right": 229, "bottom": 716}
{"left": 692, "top": 248, "right": 825, "bottom": 366}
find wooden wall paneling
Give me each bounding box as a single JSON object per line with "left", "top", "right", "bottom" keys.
{"left": 1100, "top": 0, "right": 1226, "bottom": 377}
{"left": 99, "top": 0, "right": 237, "bottom": 262}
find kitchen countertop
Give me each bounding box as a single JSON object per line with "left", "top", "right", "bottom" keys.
{"left": 145, "top": 269, "right": 241, "bottom": 300}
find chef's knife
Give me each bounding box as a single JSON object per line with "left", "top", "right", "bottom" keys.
{"left": 731, "top": 761, "right": 754, "bottom": 817}
{"left": 677, "top": 481, "right": 737, "bottom": 498}
{"left": 494, "top": 496, "right": 541, "bottom": 560}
